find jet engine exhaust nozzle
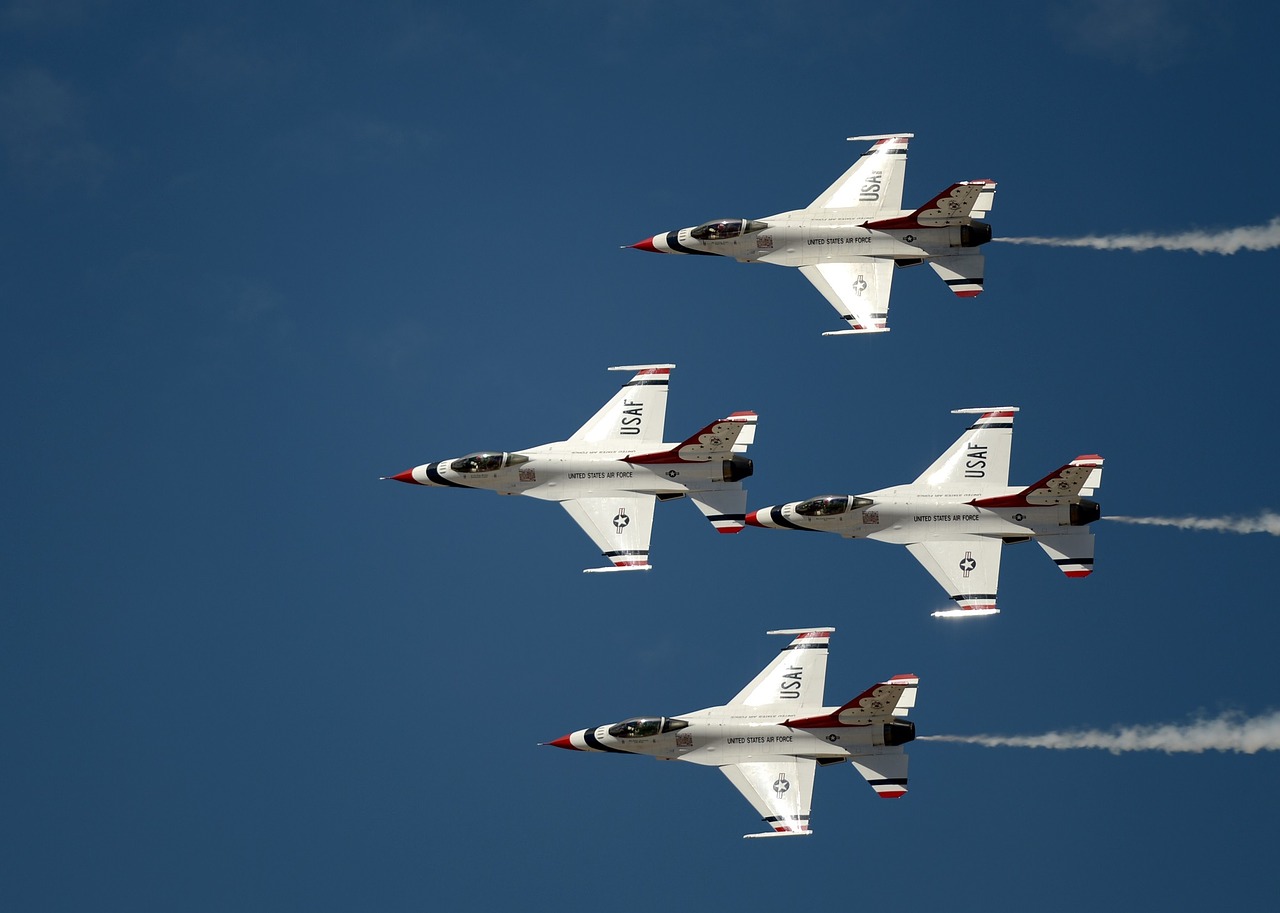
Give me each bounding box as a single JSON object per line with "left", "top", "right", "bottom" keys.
{"left": 961, "top": 221, "right": 993, "bottom": 247}
{"left": 1071, "top": 499, "right": 1101, "bottom": 526}
{"left": 884, "top": 720, "right": 916, "bottom": 747}
{"left": 723, "top": 455, "right": 754, "bottom": 483}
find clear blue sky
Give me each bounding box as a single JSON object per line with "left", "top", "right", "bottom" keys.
{"left": 4, "top": 3, "right": 1279, "bottom": 911}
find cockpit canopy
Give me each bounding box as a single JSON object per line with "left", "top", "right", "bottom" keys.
{"left": 607, "top": 717, "right": 689, "bottom": 739}
{"left": 690, "top": 218, "right": 769, "bottom": 241}
{"left": 794, "top": 495, "right": 874, "bottom": 517}
{"left": 449, "top": 452, "right": 529, "bottom": 474}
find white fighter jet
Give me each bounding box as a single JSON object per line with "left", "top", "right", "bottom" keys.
{"left": 628, "top": 133, "right": 995, "bottom": 336}
{"left": 746, "top": 408, "right": 1103, "bottom": 617}
{"left": 544, "top": 627, "right": 918, "bottom": 838}
{"left": 383, "top": 364, "right": 757, "bottom": 573}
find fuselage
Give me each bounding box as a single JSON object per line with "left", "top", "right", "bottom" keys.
{"left": 392, "top": 442, "right": 752, "bottom": 500}
{"left": 551, "top": 705, "right": 914, "bottom": 765}
{"left": 747, "top": 484, "right": 1100, "bottom": 543}
{"left": 635, "top": 211, "right": 992, "bottom": 267}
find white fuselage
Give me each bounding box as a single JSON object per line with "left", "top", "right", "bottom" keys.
{"left": 408, "top": 441, "right": 743, "bottom": 501}
{"left": 561, "top": 705, "right": 908, "bottom": 767}
{"left": 659, "top": 210, "right": 979, "bottom": 267}
{"left": 750, "top": 483, "right": 1081, "bottom": 543}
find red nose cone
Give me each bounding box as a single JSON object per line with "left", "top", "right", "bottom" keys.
{"left": 544, "top": 734, "right": 578, "bottom": 750}
{"left": 385, "top": 469, "right": 418, "bottom": 484}
{"left": 744, "top": 510, "right": 763, "bottom": 527}
{"left": 628, "top": 237, "right": 659, "bottom": 252}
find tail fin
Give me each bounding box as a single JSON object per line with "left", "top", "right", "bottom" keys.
{"left": 865, "top": 179, "right": 997, "bottom": 229}
{"left": 625, "top": 411, "right": 757, "bottom": 464}
{"left": 972, "top": 455, "right": 1104, "bottom": 509}
{"left": 785, "top": 674, "right": 919, "bottom": 729}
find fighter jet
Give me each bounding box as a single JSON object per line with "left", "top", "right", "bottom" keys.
{"left": 628, "top": 133, "right": 995, "bottom": 336}
{"left": 746, "top": 408, "right": 1103, "bottom": 617}
{"left": 544, "top": 627, "right": 918, "bottom": 839}
{"left": 383, "top": 364, "right": 756, "bottom": 573}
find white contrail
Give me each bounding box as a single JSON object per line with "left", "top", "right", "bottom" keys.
{"left": 921, "top": 711, "right": 1280, "bottom": 755}
{"left": 997, "top": 217, "right": 1280, "bottom": 254}
{"left": 1107, "top": 512, "right": 1280, "bottom": 536}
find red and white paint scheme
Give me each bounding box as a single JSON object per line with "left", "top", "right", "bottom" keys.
{"left": 544, "top": 628, "right": 919, "bottom": 839}
{"left": 627, "top": 134, "right": 996, "bottom": 336}
{"left": 747, "top": 408, "right": 1103, "bottom": 617}
{"left": 383, "top": 364, "right": 757, "bottom": 573}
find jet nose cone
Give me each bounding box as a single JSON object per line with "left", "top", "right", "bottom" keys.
{"left": 627, "top": 236, "right": 659, "bottom": 252}
{"left": 383, "top": 469, "right": 418, "bottom": 484}
{"left": 744, "top": 509, "right": 764, "bottom": 527}
{"left": 542, "top": 733, "right": 579, "bottom": 751}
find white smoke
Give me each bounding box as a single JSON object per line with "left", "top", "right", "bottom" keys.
{"left": 997, "top": 217, "right": 1280, "bottom": 254}
{"left": 922, "top": 711, "right": 1280, "bottom": 755}
{"left": 1107, "top": 512, "right": 1280, "bottom": 536}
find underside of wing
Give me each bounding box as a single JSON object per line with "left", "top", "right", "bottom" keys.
{"left": 561, "top": 494, "right": 656, "bottom": 572}
{"left": 905, "top": 537, "right": 1003, "bottom": 617}
{"left": 808, "top": 134, "right": 911, "bottom": 214}
{"left": 800, "top": 259, "right": 895, "bottom": 336}
{"left": 568, "top": 365, "right": 672, "bottom": 445}
{"left": 913, "top": 407, "right": 1018, "bottom": 488}
{"left": 721, "top": 757, "right": 816, "bottom": 838}
{"left": 727, "top": 628, "right": 832, "bottom": 709}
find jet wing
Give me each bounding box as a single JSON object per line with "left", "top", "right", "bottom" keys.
{"left": 727, "top": 628, "right": 833, "bottom": 709}
{"left": 905, "top": 537, "right": 1003, "bottom": 617}
{"left": 808, "top": 133, "right": 912, "bottom": 214}
{"left": 561, "top": 494, "right": 656, "bottom": 573}
{"left": 913, "top": 407, "right": 1018, "bottom": 488}
{"left": 799, "top": 259, "right": 895, "bottom": 336}
{"left": 720, "top": 757, "right": 816, "bottom": 838}
{"left": 568, "top": 364, "right": 672, "bottom": 445}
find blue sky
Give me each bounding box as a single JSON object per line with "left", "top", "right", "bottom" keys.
{"left": 4, "top": 2, "right": 1279, "bottom": 910}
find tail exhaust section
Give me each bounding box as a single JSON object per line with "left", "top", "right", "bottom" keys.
{"left": 627, "top": 412, "right": 758, "bottom": 534}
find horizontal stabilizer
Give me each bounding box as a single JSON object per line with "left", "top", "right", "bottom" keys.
{"left": 928, "top": 253, "right": 986, "bottom": 298}
{"left": 1037, "top": 532, "right": 1096, "bottom": 578}
{"left": 689, "top": 489, "right": 748, "bottom": 534}
{"left": 851, "top": 752, "right": 909, "bottom": 798}
{"left": 822, "top": 327, "right": 891, "bottom": 336}
{"left": 743, "top": 830, "right": 813, "bottom": 840}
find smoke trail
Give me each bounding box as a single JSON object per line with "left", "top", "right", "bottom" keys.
{"left": 997, "top": 217, "right": 1280, "bottom": 254}
{"left": 921, "top": 711, "right": 1280, "bottom": 755}
{"left": 1107, "top": 512, "right": 1280, "bottom": 536}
